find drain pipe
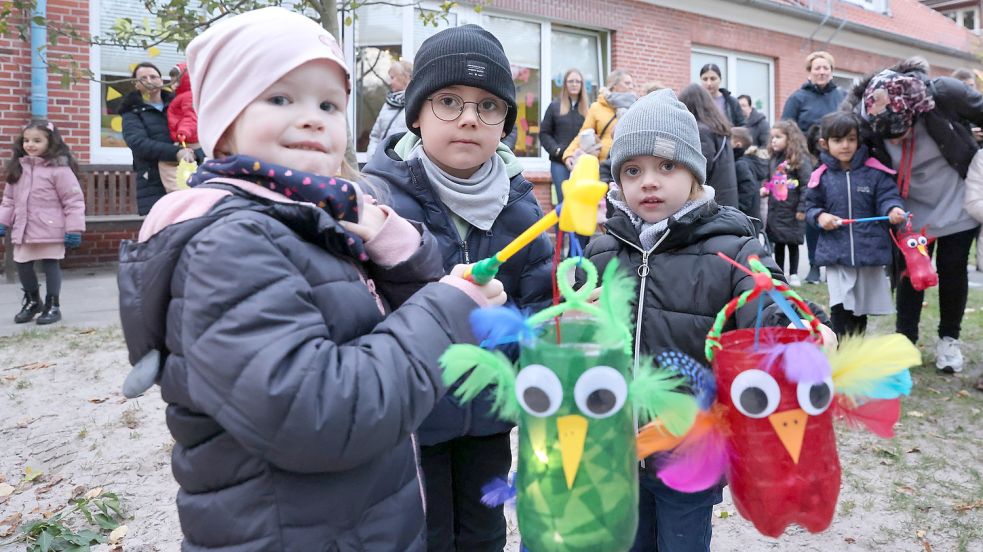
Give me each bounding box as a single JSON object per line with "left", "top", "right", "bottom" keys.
{"left": 30, "top": 0, "right": 48, "bottom": 118}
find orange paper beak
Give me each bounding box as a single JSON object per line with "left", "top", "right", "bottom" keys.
{"left": 768, "top": 408, "right": 808, "bottom": 464}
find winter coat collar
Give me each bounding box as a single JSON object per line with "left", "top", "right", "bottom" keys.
{"left": 19, "top": 155, "right": 70, "bottom": 168}
{"left": 809, "top": 146, "right": 896, "bottom": 187}
{"left": 119, "top": 90, "right": 175, "bottom": 115}
{"left": 802, "top": 80, "right": 840, "bottom": 95}
{"left": 604, "top": 195, "right": 753, "bottom": 253}
{"left": 745, "top": 109, "right": 766, "bottom": 126}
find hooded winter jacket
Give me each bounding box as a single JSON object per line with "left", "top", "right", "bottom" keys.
{"left": 118, "top": 182, "right": 480, "bottom": 551}
{"left": 718, "top": 88, "right": 747, "bottom": 128}
{"left": 734, "top": 146, "right": 768, "bottom": 220}
{"left": 782, "top": 81, "right": 846, "bottom": 134}
{"left": 167, "top": 64, "right": 198, "bottom": 144}
{"left": 699, "top": 123, "right": 739, "bottom": 208}
{"left": 120, "top": 90, "right": 181, "bottom": 215}
{"left": 743, "top": 108, "right": 771, "bottom": 148}
{"left": 362, "top": 133, "right": 553, "bottom": 445}
{"left": 805, "top": 146, "right": 905, "bottom": 267}
{"left": 0, "top": 156, "right": 86, "bottom": 244}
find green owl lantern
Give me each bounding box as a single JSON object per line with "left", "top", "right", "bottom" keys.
{"left": 440, "top": 258, "right": 699, "bottom": 552}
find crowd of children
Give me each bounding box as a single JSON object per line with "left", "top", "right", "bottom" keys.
{"left": 4, "top": 5, "right": 976, "bottom": 552}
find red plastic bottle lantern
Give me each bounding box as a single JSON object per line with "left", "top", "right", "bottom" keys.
{"left": 891, "top": 221, "right": 938, "bottom": 291}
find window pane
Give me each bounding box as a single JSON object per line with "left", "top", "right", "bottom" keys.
{"left": 355, "top": 47, "right": 402, "bottom": 153}
{"left": 550, "top": 30, "right": 601, "bottom": 104}
{"left": 691, "top": 51, "right": 728, "bottom": 88}
{"left": 963, "top": 10, "right": 976, "bottom": 30}
{"left": 735, "top": 58, "right": 770, "bottom": 119}
{"left": 484, "top": 16, "right": 541, "bottom": 157}
{"left": 357, "top": 3, "right": 402, "bottom": 46}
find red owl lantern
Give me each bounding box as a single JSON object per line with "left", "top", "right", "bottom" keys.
{"left": 637, "top": 255, "right": 920, "bottom": 538}
{"left": 891, "top": 219, "right": 938, "bottom": 291}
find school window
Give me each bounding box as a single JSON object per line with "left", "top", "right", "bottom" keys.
{"left": 840, "top": 0, "right": 890, "bottom": 14}
{"left": 90, "top": 0, "right": 191, "bottom": 163}
{"left": 832, "top": 71, "right": 862, "bottom": 93}
{"left": 550, "top": 28, "right": 603, "bottom": 109}
{"left": 691, "top": 47, "right": 775, "bottom": 123}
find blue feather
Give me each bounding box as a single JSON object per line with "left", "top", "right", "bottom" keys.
{"left": 480, "top": 476, "right": 516, "bottom": 507}
{"left": 865, "top": 369, "right": 913, "bottom": 399}
{"left": 657, "top": 350, "right": 717, "bottom": 410}
{"left": 470, "top": 306, "right": 534, "bottom": 349}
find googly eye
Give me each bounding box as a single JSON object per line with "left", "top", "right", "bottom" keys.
{"left": 730, "top": 369, "right": 781, "bottom": 418}
{"left": 573, "top": 366, "right": 628, "bottom": 419}
{"left": 797, "top": 377, "right": 834, "bottom": 416}
{"left": 515, "top": 364, "right": 563, "bottom": 417}
{"left": 906, "top": 238, "right": 918, "bottom": 248}
{"left": 917, "top": 236, "right": 928, "bottom": 246}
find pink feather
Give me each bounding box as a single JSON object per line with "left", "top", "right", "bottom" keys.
{"left": 655, "top": 426, "right": 729, "bottom": 493}
{"left": 759, "top": 341, "right": 830, "bottom": 383}
{"left": 833, "top": 397, "right": 901, "bottom": 438}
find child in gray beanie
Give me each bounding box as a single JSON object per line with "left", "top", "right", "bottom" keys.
{"left": 580, "top": 89, "right": 834, "bottom": 551}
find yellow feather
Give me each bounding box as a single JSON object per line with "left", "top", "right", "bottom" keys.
{"left": 829, "top": 334, "right": 921, "bottom": 395}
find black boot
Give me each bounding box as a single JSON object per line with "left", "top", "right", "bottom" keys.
{"left": 14, "top": 289, "right": 42, "bottom": 323}
{"left": 35, "top": 295, "right": 61, "bottom": 325}
{"left": 805, "top": 265, "right": 822, "bottom": 284}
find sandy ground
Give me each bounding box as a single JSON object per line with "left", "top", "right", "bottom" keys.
{"left": 1, "top": 324, "right": 981, "bottom": 552}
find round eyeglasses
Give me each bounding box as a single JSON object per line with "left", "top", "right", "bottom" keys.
{"left": 426, "top": 93, "right": 509, "bottom": 126}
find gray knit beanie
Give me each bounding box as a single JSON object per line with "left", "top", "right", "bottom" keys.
{"left": 610, "top": 89, "right": 707, "bottom": 185}
{"left": 404, "top": 24, "right": 517, "bottom": 136}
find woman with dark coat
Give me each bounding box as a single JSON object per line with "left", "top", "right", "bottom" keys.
{"left": 540, "top": 69, "right": 588, "bottom": 202}
{"left": 120, "top": 62, "right": 198, "bottom": 215}
{"left": 844, "top": 56, "right": 983, "bottom": 374}
{"left": 781, "top": 50, "right": 847, "bottom": 284}
{"left": 679, "top": 83, "right": 739, "bottom": 208}
{"left": 699, "top": 63, "right": 746, "bottom": 127}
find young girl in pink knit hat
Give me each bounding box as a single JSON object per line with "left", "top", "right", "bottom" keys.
{"left": 117, "top": 7, "right": 505, "bottom": 550}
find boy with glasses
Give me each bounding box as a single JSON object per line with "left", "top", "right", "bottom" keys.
{"left": 362, "top": 24, "right": 553, "bottom": 552}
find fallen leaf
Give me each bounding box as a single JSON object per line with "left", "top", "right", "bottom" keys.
{"left": 845, "top": 537, "right": 856, "bottom": 544}
{"left": 16, "top": 417, "right": 33, "bottom": 428}
{"left": 71, "top": 485, "right": 86, "bottom": 499}
{"left": 717, "top": 510, "right": 732, "bottom": 518}
{"left": 109, "top": 525, "right": 128, "bottom": 544}
{"left": 954, "top": 499, "right": 983, "bottom": 512}
{"left": 916, "top": 530, "right": 926, "bottom": 538}
{"left": 907, "top": 447, "right": 921, "bottom": 454}
{"left": 12, "top": 361, "right": 53, "bottom": 371}
{"left": 0, "top": 512, "right": 22, "bottom": 538}
{"left": 908, "top": 411, "right": 925, "bottom": 418}
{"left": 22, "top": 466, "right": 43, "bottom": 483}
{"left": 896, "top": 485, "right": 916, "bottom": 495}
{"left": 0, "top": 483, "right": 14, "bottom": 497}
{"left": 34, "top": 475, "right": 63, "bottom": 496}
{"left": 77, "top": 329, "right": 97, "bottom": 335}
{"left": 1, "top": 375, "right": 15, "bottom": 382}
{"left": 84, "top": 487, "right": 103, "bottom": 500}
{"left": 88, "top": 397, "right": 109, "bottom": 404}
{"left": 957, "top": 390, "right": 970, "bottom": 398}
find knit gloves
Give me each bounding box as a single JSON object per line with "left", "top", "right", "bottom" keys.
{"left": 64, "top": 233, "right": 82, "bottom": 248}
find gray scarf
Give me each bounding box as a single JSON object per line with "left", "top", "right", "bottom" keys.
{"left": 605, "top": 92, "right": 638, "bottom": 119}
{"left": 608, "top": 185, "right": 716, "bottom": 251}
{"left": 409, "top": 144, "right": 510, "bottom": 231}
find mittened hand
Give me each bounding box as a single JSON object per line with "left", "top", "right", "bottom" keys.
{"left": 64, "top": 233, "right": 82, "bottom": 248}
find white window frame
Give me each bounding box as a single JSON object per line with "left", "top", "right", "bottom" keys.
{"left": 691, "top": 46, "right": 776, "bottom": 124}
{"left": 88, "top": 0, "right": 132, "bottom": 164}
{"left": 944, "top": 7, "right": 980, "bottom": 32}
{"left": 840, "top": 0, "right": 890, "bottom": 14}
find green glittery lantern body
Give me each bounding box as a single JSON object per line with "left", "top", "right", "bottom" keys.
{"left": 516, "top": 320, "right": 638, "bottom": 552}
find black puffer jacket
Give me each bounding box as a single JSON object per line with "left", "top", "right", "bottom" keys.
{"left": 580, "top": 200, "right": 787, "bottom": 365}
{"left": 118, "top": 184, "right": 479, "bottom": 551}
{"left": 700, "top": 123, "right": 739, "bottom": 208}
{"left": 743, "top": 108, "right": 770, "bottom": 148}
{"left": 540, "top": 99, "right": 586, "bottom": 163}
{"left": 120, "top": 91, "right": 181, "bottom": 215}
{"left": 765, "top": 152, "right": 813, "bottom": 244}
{"left": 362, "top": 134, "right": 553, "bottom": 446}
{"left": 841, "top": 58, "right": 983, "bottom": 179}
{"left": 734, "top": 146, "right": 769, "bottom": 220}
{"left": 719, "top": 88, "right": 747, "bottom": 127}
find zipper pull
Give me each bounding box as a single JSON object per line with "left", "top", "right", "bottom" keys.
{"left": 461, "top": 240, "right": 470, "bottom": 263}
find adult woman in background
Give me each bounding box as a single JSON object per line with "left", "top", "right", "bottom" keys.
{"left": 679, "top": 83, "right": 739, "bottom": 208}
{"left": 367, "top": 59, "right": 413, "bottom": 158}
{"left": 540, "top": 69, "right": 588, "bottom": 202}
{"left": 563, "top": 69, "right": 636, "bottom": 167}
{"left": 699, "top": 63, "right": 746, "bottom": 127}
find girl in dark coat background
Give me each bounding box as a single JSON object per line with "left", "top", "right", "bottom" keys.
{"left": 679, "top": 83, "right": 739, "bottom": 208}
{"left": 762, "top": 119, "right": 813, "bottom": 285}
{"left": 540, "top": 68, "right": 588, "bottom": 202}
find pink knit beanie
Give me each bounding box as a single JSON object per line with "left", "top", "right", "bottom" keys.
{"left": 186, "top": 7, "right": 350, "bottom": 158}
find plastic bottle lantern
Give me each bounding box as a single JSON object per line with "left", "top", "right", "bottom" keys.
{"left": 637, "top": 255, "right": 919, "bottom": 538}
{"left": 441, "top": 258, "right": 698, "bottom": 552}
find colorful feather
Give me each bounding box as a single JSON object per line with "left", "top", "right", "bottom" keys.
{"left": 470, "top": 305, "right": 535, "bottom": 349}
{"left": 865, "top": 370, "right": 913, "bottom": 400}
{"left": 758, "top": 341, "right": 830, "bottom": 383}
{"left": 833, "top": 397, "right": 901, "bottom": 438}
{"left": 596, "top": 259, "right": 636, "bottom": 350}
{"left": 829, "top": 334, "right": 921, "bottom": 398}
{"left": 439, "top": 345, "right": 520, "bottom": 420}
{"left": 654, "top": 413, "right": 729, "bottom": 493}
{"left": 480, "top": 476, "right": 516, "bottom": 507}
{"left": 657, "top": 350, "right": 717, "bottom": 410}
{"left": 630, "top": 358, "right": 698, "bottom": 436}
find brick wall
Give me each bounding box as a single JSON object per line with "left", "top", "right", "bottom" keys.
{"left": 1, "top": 1, "right": 91, "bottom": 163}
{"left": 1, "top": 220, "right": 141, "bottom": 273}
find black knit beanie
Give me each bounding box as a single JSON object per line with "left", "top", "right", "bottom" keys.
{"left": 404, "top": 24, "right": 517, "bottom": 136}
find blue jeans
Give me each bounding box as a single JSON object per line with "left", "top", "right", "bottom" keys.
{"left": 550, "top": 161, "right": 570, "bottom": 204}
{"left": 629, "top": 471, "right": 722, "bottom": 552}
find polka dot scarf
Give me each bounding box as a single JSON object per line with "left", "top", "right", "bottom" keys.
{"left": 188, "top": 154, "right": 368, "bottom": 261}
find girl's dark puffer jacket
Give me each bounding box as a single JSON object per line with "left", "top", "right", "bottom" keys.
{"left": 765, "top": 152, "right": 814, "bottom": 244}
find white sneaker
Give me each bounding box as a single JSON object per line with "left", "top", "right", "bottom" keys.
{"left": 935, "top": 336, "right": 964, "bottom": 373}
{"left": 788, "top": 274, "right": 802, "bottom": 287}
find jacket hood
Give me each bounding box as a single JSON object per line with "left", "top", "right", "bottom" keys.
{"left": 119, "top": 89, "right": 175, "bottom": 115}
{"left": 843, "top": 57, "right": 931, "bottom": 112}
{"left": 746, "top": 109, "right": 765, "bottom": 126}
{"left": 173, "top": 63, "right": 192, "bottom": 96}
